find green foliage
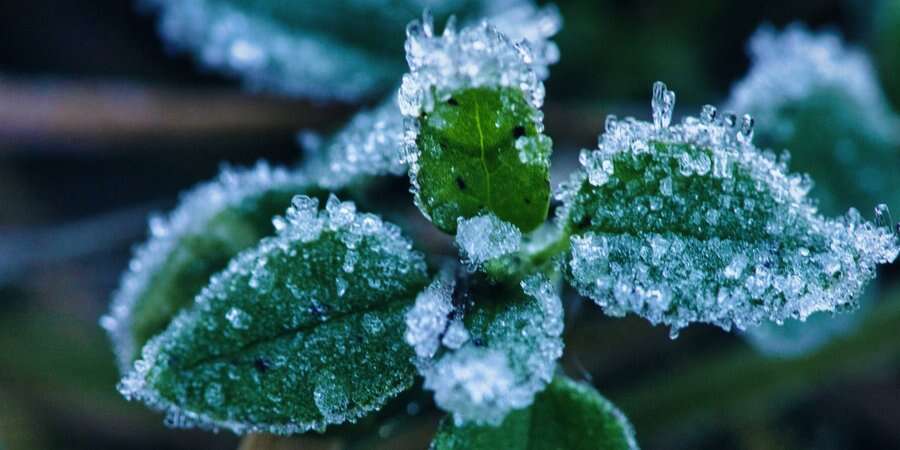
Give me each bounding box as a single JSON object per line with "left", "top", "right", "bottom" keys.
{"left": 562, "top": 92, "right": 898, "bottom": 334}
{"left": 119, "top": 196, "right": 429, "bottom": 434}
{"left": 408, "top": 274, "right": 563, "bottom": 425}
{"left": 414, "top": 87, "right": 552, "bottom": 234}
{"left": 128, "top": 189, "right": 307, "bottom": 362}
{"left": 875, "top": 0, "right": 900, "bottom": 108}
{"left": 430, "top": 375, "right": 638, "bottom": 450}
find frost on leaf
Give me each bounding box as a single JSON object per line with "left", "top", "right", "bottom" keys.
{"left": 399, "top": 10, "right": 559, "bottom": 233}
{"left": 431, "top": 375, "right": 639, "bottom": 450}
{"left": 560, "top": 82, "right": 900, "bottom": 336}
{"left": 406, "top": 274, "right": 564, "bottom": 425}
{"left": 144, "top": 0, "right": 550, "bottom": 101}
{"left": 456, "top": 214, "right": 522, "bottom": 271}
{"left": 118, "top": 195, "right": 429, "bottom": 434}
{"left": 299, "top": 94, "right": 407, "bottom": 190}
{"left": 726, "top": 24, "right": 900, "bottom": 216}
{"left": 101, "top": 162, "right": 314, "bottom": 371}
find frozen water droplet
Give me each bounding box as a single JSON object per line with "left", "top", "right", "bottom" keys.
{"left": 874, "top": 204, "right": 893, "bottom": 230}
{"left": 362, "top": 312, "right": 384, "bottom": 335}
{"left": 313, "top": 371, "right": 349, "bottom": 423}
{"left": 226, "top": 307, "right": 251, "bottom": 330}
{"left": 204, "top": 383, "right": 225, "bottom": 407}
{"left": 700, "top": 104, "right": 717, "bottom": 124}
{"left": 651, "top": 81, "right": 676, "bottom": 128}
{"left": 335, "top": 277, "right": 348, "bottom": 297}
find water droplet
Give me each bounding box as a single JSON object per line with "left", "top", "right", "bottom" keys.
{"left": 226, "top": 307, "right": 251, "bottom": 330}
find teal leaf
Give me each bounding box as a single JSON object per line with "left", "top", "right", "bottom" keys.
{"left": 875, "top": 0, "right": 900, "bottom": 108}
{"left": 145, "top": 0, "right": 557, "bottom": 101}
{"left": 560, "top": 82, "right": 899, "bottom": 337}
{"left": 118, "top": 195, "right": 429, "bottom": 434}
{"left": 406, "top": 273, "right": 564, "bottom": 425}
{"left": 102, "top": 163, "right": 315, "bottom": 370}
{"left": 399, "top": 12, "right": 559, "bottom": 233}
{"left": 430, "top": 375, "right": 639, "bottom": 450}
{"left": 726, "top": 24, "right": 900, "bottom": 216}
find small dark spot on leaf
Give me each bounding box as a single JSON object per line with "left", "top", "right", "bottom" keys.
{"left": 472, "top": 337, "right": 485, "bottom": 347}
{"left": 456, "top": 176, "right": 467, "bottom": 190}
{"left": 524, "top": 197, "right": 531, "bottom": 204}
{"left": 254, "top": 358, "right": 270, "bottom": 373}
{"left": 513, "top": 126, "right": 526, "bottom": 138}
{"left": 447, "top": 97, "right": 459, "bottom": 106}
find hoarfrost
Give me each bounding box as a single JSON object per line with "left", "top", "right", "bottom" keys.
{"left": 118, "top": 193, "right": 428, "bottom": 434}
{"left": 456, "top": 214, "right": 522, "bottom": 270}
{"left": 101, "top": 162, "right": 309, "bottom": 371}
{"left": 398, "top": 7, "right": 559, "bottom": 118}
{"left": 299, "top": 95, "right": 407, "bottom": 190}
{"left": 409, "top": 274, "right": 564, "bottom": 425}
{"left": 405, "top": 272, "right": 457, "bottom": 359}
{"left": 561, "top": 81, "right": 900, "bottom": 336}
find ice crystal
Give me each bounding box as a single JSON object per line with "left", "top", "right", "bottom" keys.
{"left": 405, "top": 272, "right": 456, "bottom": 359}
{"left": 118, "top": 194, "right": 429, "bottom": 434}
{"left": 101, "top": 162, "right": 310, "bottom": 370}
{"left": 299, "top": 94, "right": 406, "bottom": 189}
{"left": 408, "top": 274, "right": 564, "bottom": 425}
{"left": 726, "top": 24, "right": 900, "bottom": 215}
{"left": 456, "top": 214, "right": 522, "bottom": 270}
{"left": 399, "top": 6, "right": 559, "bottom": 117}
{"left": 561, "top": 82, "right": 900, "bottom": 336}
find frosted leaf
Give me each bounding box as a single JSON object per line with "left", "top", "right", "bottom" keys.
{"left": 410, "top": 274, "right": 564, "bottom": 425}
{"left": 101, "top": 162, "right": 312, "bottom": 371}
{"left": 561, "top": 82, "right": 900, "bottom": 335}
{"left": 726, "top": 24, "right": 900, "bottom": 215}
{"left": 298, "top": 94, "right": 406, "bottom": 190}
{"left": 431, "top": 375, "right": 639, "bottom": 450}
{"left": 456, "top": 214, "right": 522, "bottom": 270}
{"left": 399, "top": 11, "right": 558, "bottom": 232}
{"left": 117, "top": 194, "right": 429, "bottom": 434}
{"left": 145, "top": 0, "right": 552, "bottom": 100}
{"left": 874, "top": 0, "right": 900, "bottom": 107}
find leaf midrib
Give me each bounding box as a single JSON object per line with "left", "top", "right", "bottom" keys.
{"left": 169, "top": 293, "right": 416, "bottom": 372}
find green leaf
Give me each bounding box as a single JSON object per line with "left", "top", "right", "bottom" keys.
{"left": 118, "top": 195, "right": 429, "bottom": 434}
{"left": 406, "top": 273, "right": 563, "bottom": 425}
{"left": 430, "top": 375, "right": 639, "bottom": 450}
{"left": 560, "top": 82, "right": 899, "bottom": 336}
{"left": 875, "top": 0, "right": 900, "bottom": 109}
{"left": 412, "top": 87, "right": 551, "bottom": 233}
{"left": 727, "top": 24, "right": 900, "bottom": 216}
{"left": 103, "top": 163, "right": 317, "bottom": 370}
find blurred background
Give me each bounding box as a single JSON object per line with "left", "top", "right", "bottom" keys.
{"left": 1, "top": 0, "right": 898, "bottom": 449}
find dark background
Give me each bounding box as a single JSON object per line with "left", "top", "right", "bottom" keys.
{"left": 0, "top": 1, "right": 897, "bottom": 449}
